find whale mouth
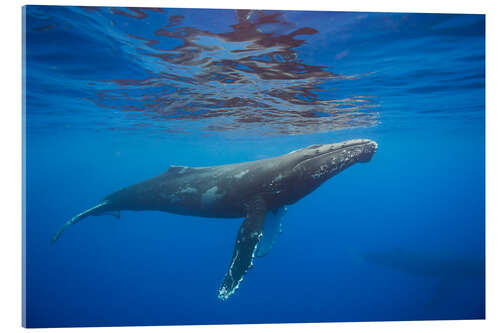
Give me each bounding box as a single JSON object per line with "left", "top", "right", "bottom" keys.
{"left": 306, "top": 139, "right": 378, "bottom": 162}
{"left": 355, "top": 140, "right": 378, "bottom": 163}
{"left": 293, "top": 139, "right": 378, "bottom": 173}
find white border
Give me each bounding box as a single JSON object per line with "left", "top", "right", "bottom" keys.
{"left": 2, "top": 0, "right": 498, "bottom": 332}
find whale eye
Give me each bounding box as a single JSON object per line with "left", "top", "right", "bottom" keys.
{"left": 307, "top": 144, "right": 321, "bottom": 149}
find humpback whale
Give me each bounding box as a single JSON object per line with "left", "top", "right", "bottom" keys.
{"left": 359, "top": 248, "right": 485, "bottom": 313}
{"left": 51, "top": 139, "right": 378, "bottom": 300}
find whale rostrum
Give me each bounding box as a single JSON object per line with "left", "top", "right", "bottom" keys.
{"left": 51, "top": 139, "right": 378, "bottom": 300}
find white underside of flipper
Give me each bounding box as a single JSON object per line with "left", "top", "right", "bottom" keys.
{"left": 256, "top": 206, "right": 287, "bottom": 257}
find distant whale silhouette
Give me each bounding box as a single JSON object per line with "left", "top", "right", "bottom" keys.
{"left": 51, "top": 139, "right": 378, "bottom": 300}
{"left": 359, "top": 247, "right": 485, "bottom": 311}
{"left": 360, "top": 248, "right": 484, "bottom": 280}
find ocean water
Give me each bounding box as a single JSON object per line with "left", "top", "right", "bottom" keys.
{"left": 23, "top": 6, "right": 485, "bottom": 328}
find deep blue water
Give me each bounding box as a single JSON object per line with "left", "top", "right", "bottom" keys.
{"left": 23, "top": 6, "right": 485, "bottom": 328}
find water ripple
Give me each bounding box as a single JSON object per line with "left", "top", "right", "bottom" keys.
{"left": 86, "top": 9, "right": 378, "bottom": 135}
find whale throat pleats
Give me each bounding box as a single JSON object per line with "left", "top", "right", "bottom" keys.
{"left": 218, "top": 196, "right": 267, "bottom": 300}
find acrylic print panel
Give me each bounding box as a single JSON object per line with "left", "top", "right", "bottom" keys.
{"left": 22, "top": 5, "right": 485, "bottom": 328}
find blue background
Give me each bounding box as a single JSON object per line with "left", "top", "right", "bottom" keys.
{"left": 24, "top": 6, "right": 484, "bottom": 327}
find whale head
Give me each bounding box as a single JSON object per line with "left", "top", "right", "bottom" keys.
{"left": 282, "top": 139, "right": 378, "bottom": 203}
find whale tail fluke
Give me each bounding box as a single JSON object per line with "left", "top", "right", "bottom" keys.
{"left": 50, "top": 201, "right": 109, "bottom": 245}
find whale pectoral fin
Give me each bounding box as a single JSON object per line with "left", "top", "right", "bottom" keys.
{"left": 256, "top": 206, "right": 287, "bottom": 257}
{"left": 218, "top": 196, "right": 267, "bottom": 301}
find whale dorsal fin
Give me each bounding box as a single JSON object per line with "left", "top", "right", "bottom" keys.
{"left": 256, "top": 206, "right": 287, "bottom": 257}
{"left": 218, "top": 195, "right": 267, "bottom": 301}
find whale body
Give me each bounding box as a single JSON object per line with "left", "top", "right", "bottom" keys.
{"left": 51, "top": 139, "right": 378, "bottom": 300}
